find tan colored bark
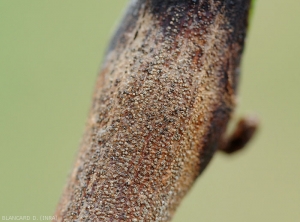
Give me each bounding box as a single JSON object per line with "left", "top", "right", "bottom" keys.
{"left": 54, "top": 0, "right": 254, "bottom": 221}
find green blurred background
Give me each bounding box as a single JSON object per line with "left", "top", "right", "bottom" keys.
{"left": 0, "top": 1, "right": 299, "bottom": 221}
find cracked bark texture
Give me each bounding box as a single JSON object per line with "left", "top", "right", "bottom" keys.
{"left": 54, "top": 0, "right": 252, "bottom": 221}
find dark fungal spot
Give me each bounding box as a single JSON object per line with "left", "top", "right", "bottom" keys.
{"left": 133, "top": 30, "right": 139, "bottom": 40}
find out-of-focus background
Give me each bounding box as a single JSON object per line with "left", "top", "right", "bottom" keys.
{"left": 1, "top": 1, "right": 299, "bottom": 221}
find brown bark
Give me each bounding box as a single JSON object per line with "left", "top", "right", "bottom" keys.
{"left": 54, "top": 0, "right": 255, "bottom": 221}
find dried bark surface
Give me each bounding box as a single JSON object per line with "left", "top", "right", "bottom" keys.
{"left": 54, "top": 0, "right": 255, "bottom": 221}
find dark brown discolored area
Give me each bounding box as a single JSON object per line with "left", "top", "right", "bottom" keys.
{"left": 54, "top": 0, "right": 252, "bottom": 221}
{"left": 220, "top": 115, "right": 259, "bottom": 154}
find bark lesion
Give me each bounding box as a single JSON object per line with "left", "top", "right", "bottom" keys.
{"left": 54, "top": 1, "right": 255, "bottom": 221}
